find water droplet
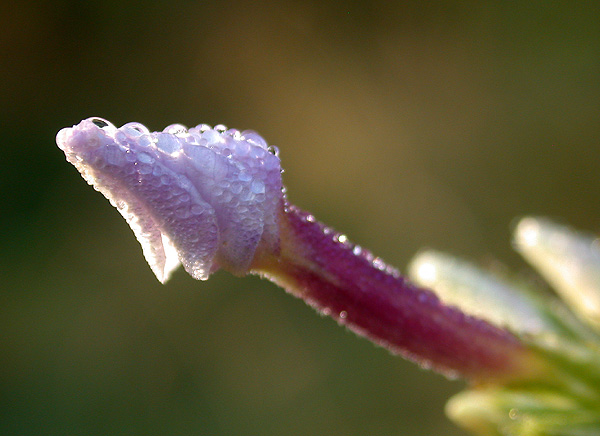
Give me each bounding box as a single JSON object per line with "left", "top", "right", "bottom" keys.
{"left": 250, "top": 147, "right": 266, "bottom": 159}
{"left": 352, "top": 246, "right": 362, "bottom": 256}
{"left": 226, "top": 128, "right": 241, "bottom": 139}
{"left": 337, "top": 234, "right": 348, "bottom": 244}
{"left": 267, "top": 145, "right": 280, "bottom": 156}
{"left": 163, "top": 124, "right": 188, "bottom": 135}
{"left": 184, "top": 133, "right": 202, "bottom": 145}
{"left": 230, "top": 182, "right": 243, "bottom": 194}
{"left": 250, "top": 179, "right": 265, "bottom": 194}
{"left": 419, "top": 360, "right": 432, "bottom": 371}
{"left": 125, "top": 150, "right": 137, "bottom": 162}
{"left": 508, "top": 409, "right": 519, "bottom": 420}
{"left": 242, "top": 130, "right": 268, "bottom": 148}
{"left": 239, "top": 188, "right": 253, "bottom": 201}
{"left": 138, "top": 164, "right": 152, "bottom": 175}
{"left": 195, "top": 124, "right": 212, "bottom": 133}
{"left": 221, "top": 191, "right": 234, "bottom": 202}
{"left": 122, "top": 122, "right": 150, "bottom": 135}
{"left": 191, "top": 204, "right": 205, "bottom": 216}
{"left": 138, "top": 152, "right": 154, "bottom": 164}
{"left": 339, "top": 311, "right": 348, "bottom": 319}
{"left": 201, "top": 129, "right": 224, "bottom": 145}
{"left": 89, "top": 117, "right": 114, "bottom": 128}
{"left": 238, "top": 172, "right": 252, "bottom": 182}
{"left": 105, "top": 145, "right": 125, "bottom": 166}
{"left": 372, "top": 257, "right": 386, "bottom": 271}
{"left": 114, "top": 130, "right": 129, "bottom": 146}
{"left": 175, "top": 206, "right": 191, "bottom": 219}
{"left": 214, "top": 124, "right": 227, "bottom": 133}
{"left": 179, "top": 193, "right": 191, "bottom": 203}
{"left": 235, "top": 140, "right": 252, "bottom": 156}
{"left": 156, "top": 133, "right": 182, "bottom": 154}
{"left": 137, "top": 135, "right": 153, "bottom": 147}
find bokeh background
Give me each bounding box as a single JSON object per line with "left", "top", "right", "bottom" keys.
{"left": 2, "top": 2, "right": 600, "bottom": 435}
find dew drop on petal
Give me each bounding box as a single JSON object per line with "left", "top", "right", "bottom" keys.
{"left": 122, "top": 122, "right": 150, "bottom": 135}
{"left": 89, "top": 117, "right": 114, "bottom": 129}
{"left": 372, "top": 257, "right": 386, "bottom": 271}
{"left": 250, "top": 179, "right": 265, "bottom": 194}
{"left": 156, "top": 132, "right": 182, "bottom": 154}
{"left": 242, "top": 130, "right": 268, "bottom": 149}
{"left": 202, "top": 129, "right": 224, "bottom": 145}
{"left": 196, "top": 124, "right": 212, "bottom": 133}
{"left": 238, "top": 172, "right": 252, "bottom": 182}
{"left": 163, "top": 124, "right": 188, "bottom": 135}
{"left": 138, "top": 152, "right": 154, "bottom": 164}
{"left": 226, "top": 128, "right": 241, "bottom": 139}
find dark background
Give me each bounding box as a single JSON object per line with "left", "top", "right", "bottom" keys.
{"left": 2, "top": 2, "right": 600, "bottom": 435}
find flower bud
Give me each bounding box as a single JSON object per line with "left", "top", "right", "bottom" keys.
{"left": 56, "top": 118, "right": 282, "bottom": 282}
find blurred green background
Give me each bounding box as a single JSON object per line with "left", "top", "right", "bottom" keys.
{"left": 2, "top": 1, "right": 600, "bottom": 435}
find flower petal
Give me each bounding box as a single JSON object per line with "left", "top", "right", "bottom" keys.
{"left": 514, "top": 217, "right": 600, "bottom": 330}
{"left": 56, "top": 118, "right": 282, "bottom": 281}
{"left": 408, "top": 250, "right": 567, "bottom": 337}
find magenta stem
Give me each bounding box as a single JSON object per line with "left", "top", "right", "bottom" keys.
{"left": 254, "top": 204, "right": 543, "bottom": 382}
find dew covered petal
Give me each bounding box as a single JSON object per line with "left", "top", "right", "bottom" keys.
{"left": 56, "top": 118, "right": 283, "bottom": 282}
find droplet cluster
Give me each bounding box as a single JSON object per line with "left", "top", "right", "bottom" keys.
{"left": 56, "top": 117, "right": 283, "bottom": 282}
{"left": 291, "top": 207, "right": 402, "bottom": 279}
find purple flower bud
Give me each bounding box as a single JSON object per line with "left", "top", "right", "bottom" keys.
{"left": 56, "top": 117, "right": 282, "bottom": 282}
{"left": 57, "top": 117, "right": 547, "bottom": 383}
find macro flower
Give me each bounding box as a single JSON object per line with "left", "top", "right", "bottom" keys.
{"left": 57, "top": 118, "right": 600, "bottom": 436}
{"left": 56, "top": 118, "right": 282, "bottom": 282}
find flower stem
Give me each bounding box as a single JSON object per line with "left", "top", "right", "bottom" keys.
{"left": 253, "top": 204, "right": 546, "bottom": 382}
